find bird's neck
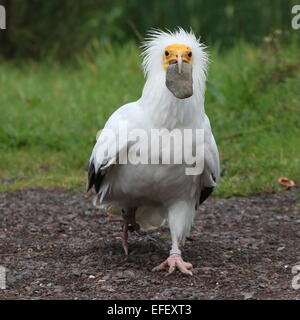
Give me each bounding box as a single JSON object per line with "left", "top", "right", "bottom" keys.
{"left": 139, "top": 72, "right": 206, "bottom": 129}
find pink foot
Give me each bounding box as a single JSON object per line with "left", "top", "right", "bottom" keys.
{"left": 152, "top": 254, "right": 193, "bottom": 276}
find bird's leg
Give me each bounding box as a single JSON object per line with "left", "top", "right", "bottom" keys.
{"left": 122, "top": 207, "right": 140, "bottom": 232}
{"left": 120, "top": 207, "right": 140, "bottom": 255}
{"left": 152, "top": 233, "right": 193, "bottom": 276}
{"left": 153, "top": 201, "right": 194, "bottom": 275}
{"left": 122, "top": 222, "right": 129, "bottom": 255}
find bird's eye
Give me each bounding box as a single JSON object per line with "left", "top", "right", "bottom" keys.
{"left": 188, "top": 52, "right": 192, "bottom": 58}
{"left": 165, "top": 51, "right": 169, "bottom": 56}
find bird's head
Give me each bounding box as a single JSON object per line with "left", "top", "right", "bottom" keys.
{"left": 141, "top": 28, "right": 208, "bottom": 100}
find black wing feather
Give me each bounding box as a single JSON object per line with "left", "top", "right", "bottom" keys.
{"left": 87, "top": 161, "right": 95, "bottom": 192}
{"left": 198, "top": 173, "right": 216, "bottom": 205}
{"left": 87, "top": 160, "right": 104, "bottom": 193}
{"left": 199, "top": 186, "right": 214, "bottom": 204}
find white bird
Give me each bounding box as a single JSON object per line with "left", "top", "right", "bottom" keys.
{"left": 87, "top": 28, "right": 220, "bottom": 275}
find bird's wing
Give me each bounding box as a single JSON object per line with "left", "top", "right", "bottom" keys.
{"left": 198, "top": 114, "right": 220, "bottom": 205}
{"left": 87, "top": 102, "right": 141, "bottom": 194}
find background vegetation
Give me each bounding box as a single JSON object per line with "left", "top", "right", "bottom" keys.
{"left": 0, "top": 0, "right": 299, "bottom": 60}
{"left": 0, "top": 1, "right": 299, "bottom": 196}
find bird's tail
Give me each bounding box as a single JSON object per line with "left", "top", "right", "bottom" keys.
{"left": 94, "top": 199, "right": 167, "bottom": 231}
{"left": 135, "top": 206, "right": 167, "bottom": 230}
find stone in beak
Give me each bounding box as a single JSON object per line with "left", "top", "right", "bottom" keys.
{"left": 166, "top": 62, "right": 193, "bottom": 99}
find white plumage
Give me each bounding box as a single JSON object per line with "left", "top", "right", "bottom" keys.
{"left": 87, "top": 28, "right": 220, "bottom": 275}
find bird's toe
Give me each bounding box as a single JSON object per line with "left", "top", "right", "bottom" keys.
{"left": 152, "top": 254, "right": 194, "bottom": 276}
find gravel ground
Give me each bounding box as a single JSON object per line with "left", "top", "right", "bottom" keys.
{"left": 0, "top": 187, "right": 299, "bottom": 300}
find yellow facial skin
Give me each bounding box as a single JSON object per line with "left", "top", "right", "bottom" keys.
{"left": 163, "top": 44, "right": 192, "bottom": 70}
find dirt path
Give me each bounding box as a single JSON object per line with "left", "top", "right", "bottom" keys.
{"left": 0, "top": 187, "right": 299, "bottom": 300}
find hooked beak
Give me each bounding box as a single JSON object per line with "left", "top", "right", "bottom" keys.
{"left": 177, "top": 54, "right": 183, "bottom": 74}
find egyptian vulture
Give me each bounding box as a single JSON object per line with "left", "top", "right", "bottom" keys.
{"left": 87, "top": 28, "right": 220, "bottom": 275}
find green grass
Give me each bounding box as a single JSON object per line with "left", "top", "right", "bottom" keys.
{"left": 0, "top": 40, "right": 299, "bottom": 197}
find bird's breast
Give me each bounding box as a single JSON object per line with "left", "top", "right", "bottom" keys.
{"left": 105, "top": 163, "right": 200, "bottom": 205}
